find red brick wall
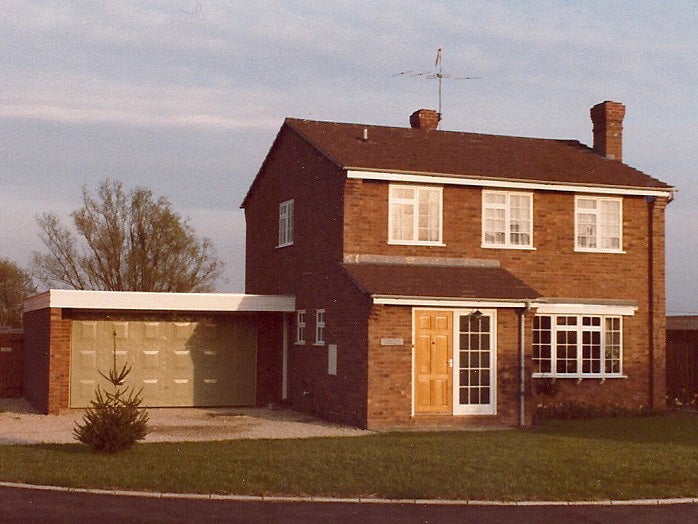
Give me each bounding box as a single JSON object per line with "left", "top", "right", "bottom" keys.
{"left": 48, "top": 308, "right": 72, "bottom": 414}
{"left": 345, "top": 182, "right": 657, "bottom": 299}
{"left": 346, "top": 181, "right": 668, "bottom": 415}
{"left": 0, "top": 331, "right": 23, "bottom": 397}
{"left": 23, "top": 308, "right": 71, "bottom": 414}
{"left": 245, "top": 128, "right": 668, "bottom": 427}
{"left": 245, "top": 126, "right": 372, "bottom": 427}
{"left": 366, "top": 306, "right": 534, "bottom": 429}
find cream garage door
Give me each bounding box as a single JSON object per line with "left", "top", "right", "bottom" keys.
{"left": 70, "top": 317, "right": 257, "bottom": 408}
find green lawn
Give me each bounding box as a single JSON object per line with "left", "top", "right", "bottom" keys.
{"left": 0, "top": 413, "right": 696, "bottom": 501}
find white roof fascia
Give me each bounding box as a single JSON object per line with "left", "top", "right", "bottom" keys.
{"left": 23, "top": 289, "right": 296, "bottom": 313}
{"left": 534, "top": 302, "right": 638, "bottom": 316}
{"left": 372, "top": 296, "right": 532, "bottom": 308}
{"left": 346, "top": 169, "right": 674, "bottom": 198}
{"left": 372, "top": 296, "right": 638, "bottom": 315}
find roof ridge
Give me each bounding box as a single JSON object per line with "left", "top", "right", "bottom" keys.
{"left": 285, "top": 116, "right": 586, "bottom": 144}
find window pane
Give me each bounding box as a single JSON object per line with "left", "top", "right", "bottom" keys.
{"left": 484, "top": 192, "right": 506, "bottom": 205}
{"left": 605, "top": 317, "right": 622, "bottom": 374}
{"left": 577, "top": 198, "right": 597, "bottom": 209}
{"left": 392, "top": 203, "right": 414, "bottom": 240}
{"left": 533, "top": 315, "right": 553, "bottom": 374}
{"left": 417, "top": 189, "right": 440, "bottom": 242}
{"left": 390, "top": 186, "right": 440, "bottom": 243}
{"left": 577, "top": 197, "right": 622, "bottom": 251}
{"left": 392, "top": 187, "right": 414, "bottom": 200}
{"left": 483, "top": 192, "right": 531, "bottom": 247}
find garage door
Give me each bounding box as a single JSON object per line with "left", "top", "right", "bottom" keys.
{"left": 70, "top": 317, "right": 257, "bottom": 408}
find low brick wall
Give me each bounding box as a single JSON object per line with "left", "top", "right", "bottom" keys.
{"left": 0, "top": 331, "right": 23, "bottom": 397}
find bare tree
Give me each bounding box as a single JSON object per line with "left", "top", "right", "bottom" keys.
{"left": 33, "top": 179, "right": 222, "bottom": 292}
{"left": 0, "top": 258, "right": 36, "bottom": 328}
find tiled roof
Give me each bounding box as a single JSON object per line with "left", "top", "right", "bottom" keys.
{"left": 285, "top": 118, "right": 671, "bottom": 189}
{"left": 342, "top": 263, "right": 540, "bottom": 301}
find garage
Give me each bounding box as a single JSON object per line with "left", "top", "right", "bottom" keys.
{"left": 23, "top": 290, "right": 295, "bottom": 414}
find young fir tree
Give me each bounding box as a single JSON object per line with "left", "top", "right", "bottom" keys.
{"left": 74, "top": 331, "right": 149, "bottom": 453}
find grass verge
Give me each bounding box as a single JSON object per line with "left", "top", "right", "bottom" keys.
{"left": 0, "top": 413, "right": 696, "bottom": 501}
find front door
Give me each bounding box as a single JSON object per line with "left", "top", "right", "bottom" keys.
{"left": 414, "top": 310, "right": 453, "bottom": 414}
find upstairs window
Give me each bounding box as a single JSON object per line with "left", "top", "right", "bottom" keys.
{"left": 388, "top": 185, "right": 442, "bottom": 245}
{"left": 278, "top": 199, "right": 294, "bottom": 247}
{"left": 575, "top": 196, "right": 622, "bottom": 252}
{"left": 532, "top": 314, "right": 623, "bottom": 378}
{"left": 482, "top": 191, "right": 533, "bottom": 248}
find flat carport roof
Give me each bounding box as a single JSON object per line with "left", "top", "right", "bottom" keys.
{"left": 24, "top": 289, "right": 296, "bottom": 313}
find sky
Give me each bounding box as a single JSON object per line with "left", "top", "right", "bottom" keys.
{"left": 2, "top": 1, "right": 697, "bottom": 314}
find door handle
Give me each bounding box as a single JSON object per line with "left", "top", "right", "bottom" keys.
{"left": 448, "top": 358, "right": 453, "bottom": 368}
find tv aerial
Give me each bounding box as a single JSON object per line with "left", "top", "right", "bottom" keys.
{"left": 394, "top": 47, "right": 480, "bottom": 121}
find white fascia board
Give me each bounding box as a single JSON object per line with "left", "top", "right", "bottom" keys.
{"left": 24, "top": 289, "right": 296, "bottom": 313}
{"left": 346, "top": 169, "right": 674, "bottom": 198}
{"left": 372, "top": 296, "right": 531, "bottom": 308}
{"left": 373, "top": 296, "right": 638, "bottom": 315}
{"left": 534, "top": 302, "right": 637, "bottom": 316}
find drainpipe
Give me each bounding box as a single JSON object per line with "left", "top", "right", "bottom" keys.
{"left": 519, "top": 303, "right": 531, "bottom": 427}
{"left": 646, "top": 196, "right": 656, "bottom": 410}
{"left": 282, "top": 313, "right": 289, "bottom": 400}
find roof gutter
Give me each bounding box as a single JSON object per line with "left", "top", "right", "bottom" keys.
{"left": 372, "top": 296, "right": 534, "bottom": 308}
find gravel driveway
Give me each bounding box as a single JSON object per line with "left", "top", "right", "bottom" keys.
{"left": 0, "top": 398, "right": 371, "bottom": 445}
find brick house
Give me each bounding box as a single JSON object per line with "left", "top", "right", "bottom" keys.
{"left": 242, "top": 101, "right": 674, "bottom": 430}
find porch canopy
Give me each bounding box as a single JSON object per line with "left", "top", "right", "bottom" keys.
{"left": 342, "top": 262, "right": 540, "bottom": 308}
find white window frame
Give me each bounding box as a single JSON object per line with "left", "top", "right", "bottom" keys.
{"left": 452, "top": 309, "right": 498, "bottom": 416}
{"left": 278, "top": 199, "right": 294, "bottom": 248}
{"left": 575, "top": 196, "right": 623, "bottom": 253}
{"left": 388, "top": 185, "right": 443, "bottom": 246}
{"left": 314, "top": 309, "right": 325, "bottom": 346}
{"left": 481, "top": 191, "right": 534, "bottom": 249}
{"left": 295, "top": 310, "right": 306, "bottom": 345}
{"left": 532, "top": 314, "right": 624, "bottom": 379}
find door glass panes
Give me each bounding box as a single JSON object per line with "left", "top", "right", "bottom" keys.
{"left": 458, "top": 314, "right": 491, "bottom": 405}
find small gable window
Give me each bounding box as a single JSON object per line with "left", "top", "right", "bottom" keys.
{"left": 388, "top": 185, "right": 443, "bottom": 245}
{"left": 575, "top": 196, "right": 622, "bottom": 252}
{"left": 278, "top": 199, "right": 294, "bottom": 247}
{"left": 314, "top": 309, "right": 325, "bottom": 346}
{"left": 482, "top": 191, "right": 533, "bottom": 249}
{"left": 295, "top": 310, "right": 306, "bottom": 345}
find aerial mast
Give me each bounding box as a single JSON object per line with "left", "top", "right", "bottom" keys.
{"left": 394, "top": 47, "right": 480, "bottom": 124}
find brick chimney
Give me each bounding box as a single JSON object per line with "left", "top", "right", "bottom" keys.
{"left": 590, "top": 101, "right": 625, "bottom": 161}
{"left": 410, "top": 109, "right": 440, "bottom": 130}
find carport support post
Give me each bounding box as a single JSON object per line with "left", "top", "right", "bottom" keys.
{"left": 282, "top": 313, "right": 289, "bottom": 400}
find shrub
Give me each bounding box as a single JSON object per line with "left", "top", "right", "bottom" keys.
{"left": 533, "top": 400, "right": 664, "bottom": 424}
{"left": 74, "top": 362, "right": 149, "bottom": 453}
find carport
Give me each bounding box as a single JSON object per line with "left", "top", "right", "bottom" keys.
{"left": 23, "top": 290, "right": 294, "bottom": 414}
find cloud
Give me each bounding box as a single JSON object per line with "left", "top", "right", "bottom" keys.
{"left": 2, "top": 1, "right": 698, "bottom": 309}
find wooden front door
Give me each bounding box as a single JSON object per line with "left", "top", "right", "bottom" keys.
{"left": 414, "top": 310, "right": 453, "bottom": 414}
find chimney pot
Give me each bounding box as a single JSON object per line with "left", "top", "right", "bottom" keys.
{"left": 590, "top": 101, "right": 625, "bottom": 161}
{"left": 410, "top": 109, "right": 440, "bottom": 130}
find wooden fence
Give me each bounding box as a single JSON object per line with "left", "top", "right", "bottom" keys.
{"left": 666, "top": 330, "right": 698, "bottom": 406}
{"left": 0, "top": 330, "right": 23, "bottom": 397}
